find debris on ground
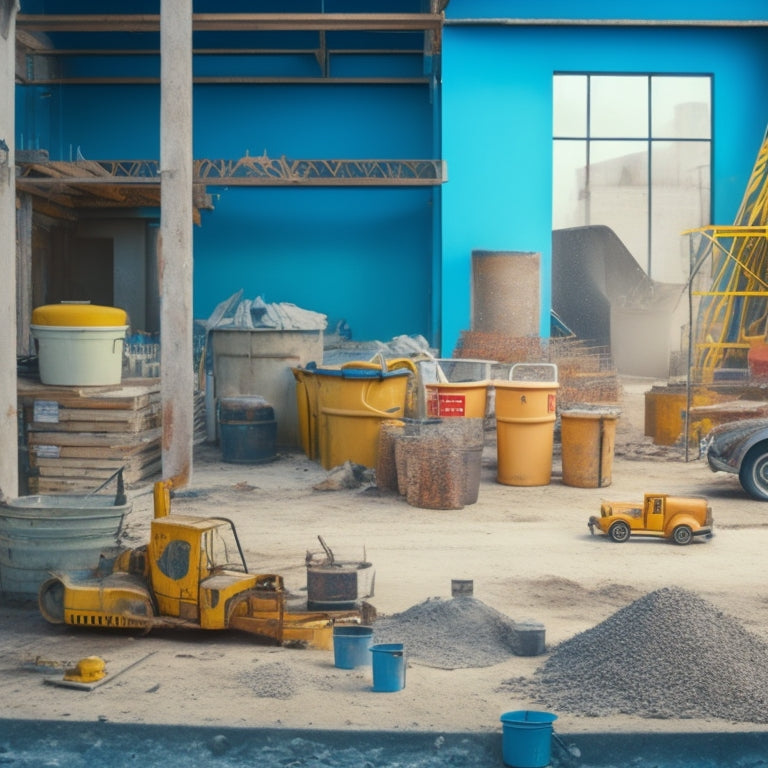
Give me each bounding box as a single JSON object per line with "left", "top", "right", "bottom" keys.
{"left": 313, "top": 461, "right": 375, "bottom": 491}
{"left": 527, "top": 587, "right": 768, "bottom": 723}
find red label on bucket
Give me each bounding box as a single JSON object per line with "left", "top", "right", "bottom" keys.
{"left": 427, "top": 392, "right": 466, "bottom": 417}
{"left": 548, "top": 394, "right": 556, "bottom": 413}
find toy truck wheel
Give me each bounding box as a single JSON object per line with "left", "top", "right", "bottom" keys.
{"left": 608, "top": 520, "right": 631, "bottom": 542}
{"left": 671, "top": 524, "right": 693, "bottom": 545}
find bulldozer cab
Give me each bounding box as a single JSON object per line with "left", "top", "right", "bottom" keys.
{"left": 149, "top": 515, "right": 248, "bottom": 620}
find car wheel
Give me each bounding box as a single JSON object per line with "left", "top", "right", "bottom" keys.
{"left": 608, "top": 520, "right": 630, "bottom": 543}
{"left": 739, "top": 442, "right": 768, "bottom": 501}
{"left": 671, "top": 525, "right": 693, "bottom": 545}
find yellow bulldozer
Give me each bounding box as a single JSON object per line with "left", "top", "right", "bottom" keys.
{"left": 38, "top": 481, "right": 367, "bottom": 650}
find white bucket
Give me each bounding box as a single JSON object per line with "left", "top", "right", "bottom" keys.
{"left": 31, "top": 325, "right": 129, "bottom": 386}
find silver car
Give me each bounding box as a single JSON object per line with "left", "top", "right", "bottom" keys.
{"left": 704, "top": 417, "right": 768, "bottom": 501}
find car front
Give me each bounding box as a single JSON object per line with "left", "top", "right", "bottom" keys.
{"left": 704, "top": 417, "right": 768, "bottom": 475}
{"left": 588, "top": 502, "right": 613, "bottom": 535}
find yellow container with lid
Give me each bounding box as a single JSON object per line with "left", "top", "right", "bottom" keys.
{"left": 31, "top": 303, "right": 129, "bottom": 386}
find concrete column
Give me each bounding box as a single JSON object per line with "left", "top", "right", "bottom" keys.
{"left": 159, "top": 0, "right": 194, "bottom": 487}
{"left": 0, "top": 1, "right": 18, "bottom": 500}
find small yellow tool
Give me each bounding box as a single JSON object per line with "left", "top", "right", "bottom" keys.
{"left": 63, "top": 656, "right": 106, "bottom": 684}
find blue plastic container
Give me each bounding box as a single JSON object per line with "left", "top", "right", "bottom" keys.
{"left": 333, "top": 625, "right": 374, "bottom": 669}
{"left": 370, "top": 643, "right": 406, "bottom": 692}
{"left": 500, "top": 710, "right": 557, "bottom": 768}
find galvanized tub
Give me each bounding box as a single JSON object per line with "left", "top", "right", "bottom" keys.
{"left": 0, "top": 493, "right": 129, "bottom": 603}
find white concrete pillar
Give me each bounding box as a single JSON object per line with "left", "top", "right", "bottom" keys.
{"left": 0, "top": 1, "right": 18, "bottom": 500}
{"left": 159, "top": 0, "right": 194, "bottom": 487}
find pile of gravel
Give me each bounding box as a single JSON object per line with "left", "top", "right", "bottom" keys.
{"left": 532, "top": 587, "right": 768, "bottom": 723}
{"left": 237, "top": 661, "right": 296, "bottom": 699}
{"left": 373, "top": 596, "right": 518, "bottom": 669}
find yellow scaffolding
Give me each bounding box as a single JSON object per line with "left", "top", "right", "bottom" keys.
{"left": 687, "top": 129, "right": 768, "bottom": 383}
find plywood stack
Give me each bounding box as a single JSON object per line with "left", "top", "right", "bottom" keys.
{"left": 18, "top": 378, "right": 162, "bottom": 493}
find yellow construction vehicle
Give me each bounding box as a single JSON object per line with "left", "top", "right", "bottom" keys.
{"left": 38, "top": 481, "right": 366, "bottom": 649}
{"left": 588, "top": 493, "right": 714, "bottom": 545}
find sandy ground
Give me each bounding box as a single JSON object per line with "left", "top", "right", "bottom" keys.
{"left": 2, "top": 377, "right": 768, "bottom": 738}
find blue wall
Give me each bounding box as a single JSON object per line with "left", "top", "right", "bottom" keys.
{"left": 19, "top": 82, "right": 438, "bottom": 341}
{"left": 16, "top": 3, "right": 768, "bottom": 355}
{"left": 445, "top": 0, "right": 768, "bottom": 21}
{"left": 440, "top": 15, "right": 768, "bottom": 355}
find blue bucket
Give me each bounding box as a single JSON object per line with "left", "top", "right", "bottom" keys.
{"left": 333, "top": 625, "right": 374, "bottom": 669}
{"left": 500, "top": 710, "right": 557, "bottom": 768}
{"left": 370, "top": 643, "right": 406, "bottom": 692}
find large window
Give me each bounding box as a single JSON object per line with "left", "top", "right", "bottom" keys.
{"left": 553, "top": 74, "right": 711, "bottom": 284}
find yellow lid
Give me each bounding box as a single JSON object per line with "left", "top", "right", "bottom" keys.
{"left": 31, "top": 303, "right": 128, "bottom": 327}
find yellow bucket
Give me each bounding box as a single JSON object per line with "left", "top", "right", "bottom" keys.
{"left": 494, "top": 379, "right": 558, "bottom": 486}
{"left": 425, "top": 381, "right": 489, "bottom": 418}
{"left": 309, "top": 362, "right": 412, "bottom": 470}
{"left": 645, "top": 388, "right": 722, "bottom": 447}
{"left": 560, "top": 409, "right": 619, "bottom": 488}
{"left": 292, "top": 367, "right": 320, "bottom": 459}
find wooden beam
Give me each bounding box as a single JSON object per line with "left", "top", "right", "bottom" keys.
{"left": 16, "top": 194, "right": 32, "bottom": 356}
{"left": 16, "top": 13, "right": 443, "bottom": 33}
{"left": 22, "top": 76, "right": 432, "bottom": 85}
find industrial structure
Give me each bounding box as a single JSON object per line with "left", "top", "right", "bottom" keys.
{"left": 2, "top": 1, "right": 768, "bottom": 498}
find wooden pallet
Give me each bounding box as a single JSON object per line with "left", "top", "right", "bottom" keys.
{"left": 19, "top": 378, "right": 163, "bottom": 493}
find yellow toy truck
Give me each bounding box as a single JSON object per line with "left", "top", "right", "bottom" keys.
{"left": 588, "top": 493, "right": 713, "bottom": 545}
{"left": 38, "top": 482, "right": 366, "bottom": 649}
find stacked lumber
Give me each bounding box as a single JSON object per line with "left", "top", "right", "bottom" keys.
{"left": 19, "top": 378, "right": 162, "bottom": 494}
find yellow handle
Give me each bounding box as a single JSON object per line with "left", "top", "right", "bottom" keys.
{"left": 340, "top": 356, "right": 416, "bottom": 375}
{"left": 387, "top": 357, "right": 418, "bottom": 374}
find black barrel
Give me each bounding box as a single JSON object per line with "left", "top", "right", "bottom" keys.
{"left": 218, "top": 396, "right": 277, "bottom": 464}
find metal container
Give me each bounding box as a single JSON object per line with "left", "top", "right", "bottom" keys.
{"left": 218, "top": 396, "right": 277, "bottom": 464}
{"left": 0, "top": 494, "right": 129, "bottom": 603}
{"left": 212, "top": 328, "right": 323, "bottom": 450}
{"left": 306, "top": 560, "right": 375, "bottom": 610}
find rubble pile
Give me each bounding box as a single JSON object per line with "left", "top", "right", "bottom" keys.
{"left": 373, "top": 596, "right": 518, "bottom": 669}
{"left": 533, "top": 587, "right": 768, "bottom": 723}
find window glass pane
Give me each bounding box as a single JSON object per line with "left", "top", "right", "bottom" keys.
{"left": 553, "top": 73, "right": 711, "bottom": 281}
{"left": 651, "top": 141, "right": 711, "bottom": 282}
{"left": 590, "top": 76, "right": 648, "bottom": 138}
{"left": 553, "top": 140, "right": 587, "bottom": 229}
{"left": 651, "top": 76, "right": 711, "bottom": 139}
{"left": 588, "top": 140, "right": 649, "bottom": 271}
{"left": 553, "top": 75, "right": 587, "bottom": 136}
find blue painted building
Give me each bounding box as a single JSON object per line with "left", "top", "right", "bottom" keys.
{"left": 13, "top": 1, "right": 768, "bottom": 359}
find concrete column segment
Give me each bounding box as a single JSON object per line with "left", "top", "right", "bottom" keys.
{"left": 0, "top": 0, "right": 18, "bottom": 500}
{"left": 159, "top": 0, "right": 194, "bottom": 487}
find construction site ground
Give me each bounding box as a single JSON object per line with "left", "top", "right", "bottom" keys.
{"left": 2, "top": 376, "right": 768, "bottom": 747}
